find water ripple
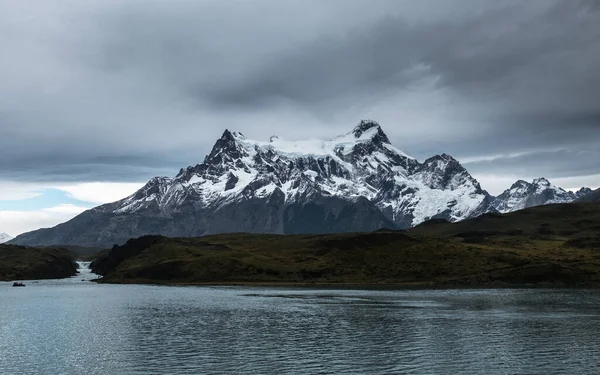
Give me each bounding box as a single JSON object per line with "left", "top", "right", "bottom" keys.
{"left": 1, "top": 283, "right": 600, "bottom": 374}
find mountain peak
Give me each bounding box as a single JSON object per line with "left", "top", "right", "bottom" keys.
{"left": 577, "top": 187, "right": 592, "bottom": 195}
{"left": 352, "top": 120, "right": 390, "bottom": 144}
{"left": 413, "top": 153, "right": 484, "bottom": 192}
{"left": 204, "top": 129, "right": 247, "bottom": 164}
{"left": 0, "top": 232, "right": 13, "bottom": 244}
{"left": 510, "top": 179, "right": 531, "bottom": 188}
{"left": 576, "top": 187, "right": 600, "bottom": 202}
{"left": 493, "top": 177, "right": 576, "bottom": 213}
{"left": 220, "top": 129, "right": 235, "bottom": 141}
{"left": 353, "top": 120, "right": 380, "bottom": 136}
{"left": 533, "top": 177, "right": 550, "bottom": 185}
{"left": 422, "top": 153, "right": 461, "bottom": 168}
{"left": 434, "top": 153, "right": 458, "bottom": 162}
{"left": 218, "top": 129, "right": 248, "bottom": 144}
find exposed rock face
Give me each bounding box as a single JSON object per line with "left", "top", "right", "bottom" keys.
{"left": 575, "top": 187, "right": 593, "bottom": 199}
{"left": 576, "top": 188, "right": 600, "bottom": 202}
{"left": 492, "top": 178, "right": 591, "bottom": 213}
{"left": 11, "top": 120, "right": 495, "bottom": 247}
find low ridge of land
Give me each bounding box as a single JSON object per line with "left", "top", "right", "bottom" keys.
{"left": 90, "top": 202, "right": 600, "bottom": 287}
{"left": 0, "top": 245, "right": 78, "bottom": 281}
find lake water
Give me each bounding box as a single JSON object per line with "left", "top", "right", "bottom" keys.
{"left": 1, "top": 265, "right": 599, "bottom": 374}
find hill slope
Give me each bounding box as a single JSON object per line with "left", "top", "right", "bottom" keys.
{"left": 91, "top": 203, "right": 600, "bottom": 286}
{"left": 0, "top": 245, "right": 78, "bottom": 281}
{"left": 409, "top": 202, "right": 600, "bottom": 238}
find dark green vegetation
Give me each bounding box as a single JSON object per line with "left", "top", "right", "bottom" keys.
{"left": 0, "top": 245, "right": 78, "bottom": 281}
{"left": 53, "top": 245, "right": 104, "bottom": 261}
{"left": 91, "top": 202, "right": 600, "bottom": 286}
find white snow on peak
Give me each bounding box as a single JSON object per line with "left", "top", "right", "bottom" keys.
{"left": 530, "top": 177, "right": 567, "bottom": 197}
{"left": 110, "top": 121, "right": 490, "bottom": 227}
{"left": 493, "top": 177, "right": 576, "bottom": 213}
{"left": 228, "top": 124, "right": 414, "bottom": 160}
{"left": 0, "top": 233, "right": 13, "bottom": 244}
{"left": 232, "top": 131, "right": 247, "bottom": 140}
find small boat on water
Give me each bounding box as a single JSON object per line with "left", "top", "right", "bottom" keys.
{"left": 12, "top": 282, "right": 25, "bottom": 287}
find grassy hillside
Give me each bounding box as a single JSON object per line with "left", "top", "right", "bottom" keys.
{"left": 47, "top": 245, "right": 104, "bottom": 261}
{"left": 409, "top": 202, "right": 600, "bottom": 238}
{"left": 0, "top": 245, "right": 78, "bottom": 281}
{"left": 92, "top": 203, "right": 600, "bottom": 286}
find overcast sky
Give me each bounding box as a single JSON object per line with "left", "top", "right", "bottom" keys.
{"left": 1, "top": 0, "right": 600, "bottom": 236}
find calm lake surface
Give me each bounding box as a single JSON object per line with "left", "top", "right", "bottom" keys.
{"left": 1, "top": 267, "right": 599, "bottom": 374}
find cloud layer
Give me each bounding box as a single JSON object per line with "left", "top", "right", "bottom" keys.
{"left": 0, "top": 182, "right": 143, "bottom": 236}
{"left": 0, "top": 204, "right": 89, "bottom": 237}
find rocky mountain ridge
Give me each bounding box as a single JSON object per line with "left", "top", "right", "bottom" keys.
{"left": 492, "top": 178, "right": 591, "bottom": 213}
{"left": 576, "top": 188, "right": 600, "bottom": 203}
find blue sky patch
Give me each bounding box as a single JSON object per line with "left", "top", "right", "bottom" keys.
{"left": 0, "top": 188, "right": 93, "bottom": 211}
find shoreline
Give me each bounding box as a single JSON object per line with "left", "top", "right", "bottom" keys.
{"left": 94, "top": 278, "right": 600, "bottom": 290}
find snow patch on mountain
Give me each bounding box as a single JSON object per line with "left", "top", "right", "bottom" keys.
{"left": 492, "top": 177, "right": 589, "bottom": 213}
{"left": 0, "top": 233, "right": 13, "bottom": 244}
{"left": 108, "top": 120, "right": 493, "bottom": 228}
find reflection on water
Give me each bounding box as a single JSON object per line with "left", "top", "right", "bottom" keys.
{"left": 1, "top": 280, "right": 599, "bottom": 374}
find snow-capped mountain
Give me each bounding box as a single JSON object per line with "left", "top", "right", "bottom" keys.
{"left": 0, "top": 233, "right": 13, "bottom": 244}
{"left": 576, "top": 187, "right": 600, "bottom": 202}
{"left": 10, "top": 120, "right": 495, "bottom": 247}
{"left": 492, "top": 178, "right": 591, "bottom": 213}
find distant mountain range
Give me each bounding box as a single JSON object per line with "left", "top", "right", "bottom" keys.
{"left": 0, "top": 233, "right": 13, "bottom": 244}
{"left": 576, "top": 188, "right": 600, "bottom": 202}
{"left": 10, "top": 121, "right": 595, "bottom": 247}
{"left": 491, "top": 178, "right": 591, "bottom": 213}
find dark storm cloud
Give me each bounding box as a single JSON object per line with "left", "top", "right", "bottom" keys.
{"left": 1, "top": 0, "right": 599, "bottom": 192}
{"left": 421, "top": 112, "right": 600, "bottom": 161}
{"left": 0, "top": 153, "right": 177, "bottom": 183}
{"left": 465, "top": 148, "right": 600, "bottom": 180}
